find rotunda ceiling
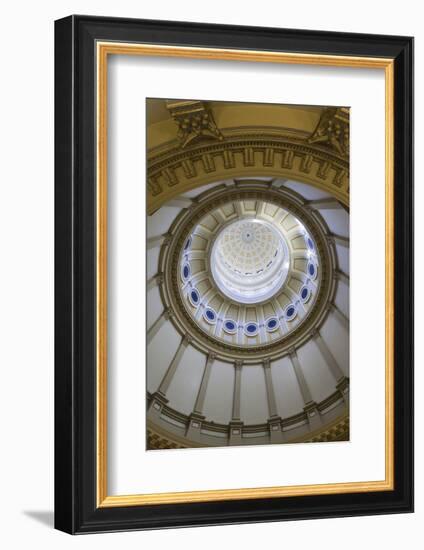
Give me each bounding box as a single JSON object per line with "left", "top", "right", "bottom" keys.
{"left": 211, "top": 218, "right": 289, "bottom": 304}
{"left": 160, "top": 182, "right": 332, "bottom": 360}
{"left": 147, "top": 177, "right": 349, "bottom": 448}
{"left": 145, "top": 94, "right": 350, "bottom": 450}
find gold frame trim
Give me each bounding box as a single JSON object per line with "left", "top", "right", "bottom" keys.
{"left": 96, "top": 42, "right": 394, "bottom": 508}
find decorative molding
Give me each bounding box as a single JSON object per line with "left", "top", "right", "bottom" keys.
{"left": 147, "top": 135, "right": 349, "bottom": 214}
{"left": 166, "top": 100, "right": 224, "bottom": 148}
{"left": 147, "top": 429, "right": 186, "bottom": 450}
{"left": 164, "top": 307, "right": 174, "bottom": 320}
{"left": 146, "top": 394, "right": 349, "bottom": 449}
{"left": 307, "top": 416, "right": 349, "bottom": 443}
{"left": 307, "top": 107, "right": 349, "bottom": 159}
{"left": 146, "top": 417, "right": 350, "bottom": 448}
{"left": 288, "top": 346, "right": 297, "bottom": 357}
{"left": 183, "top": 333, "right": 193, "bottom": 345}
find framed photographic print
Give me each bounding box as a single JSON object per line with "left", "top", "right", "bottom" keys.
{"left": 54, "top": 15, "right": 414, "bottom": 533}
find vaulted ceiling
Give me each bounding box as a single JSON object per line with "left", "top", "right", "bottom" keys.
{"left": 146, "top": 99, "right": 349, "bottom": 449}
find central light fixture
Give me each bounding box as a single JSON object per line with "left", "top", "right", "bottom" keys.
{"left": 210, "top": 218, "right": 290, "bottom": 304}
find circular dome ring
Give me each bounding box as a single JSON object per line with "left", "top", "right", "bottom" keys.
{"left": 210, "top": 218, "right": 291, "bottom": 304}
{"left": 159, "top": 182, "right": 337, "bottom": 362}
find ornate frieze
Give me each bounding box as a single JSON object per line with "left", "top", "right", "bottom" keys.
{"left": 147, "top": 136, "right": 349, "bottom": 214}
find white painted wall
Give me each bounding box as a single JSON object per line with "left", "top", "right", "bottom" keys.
{"left": 335, "top": 280, "right": 349, "bottom": 318}
{"left": 284, "top": 180, "right": 331, "bottom": 201}
{"left": 320, "top": 315, "right": 350, "bottom": 377}
{"left": 297, "top": 341, "right": 338, "bottom": 402}
{"left": 240, "top": 365, "right": 269, "bottom": 424}
{"left": 146, "top": 247, "right": 160, "bottom": 279}
{"left": 336, "top": 243, "right": 350, "bottom": 273}
{"left": 166, "top": 345, "right": 206, "bottom": 415}
{"left": 318, "top": 208, "right": 349, "bottom": 237}
{"left": 147, "top": 322, "right": 181, "bottom": 392}
{"left": 271, "top": 356, "right": 305, "bottom": 417}
{"left": 202, "top": 360, "right": 234, "bottom": 423}
{"left": 147, "top": 205, "right": 183, "bottom": 237}
{"left": 146, "top": 285, "right": 163, "bottom": 328}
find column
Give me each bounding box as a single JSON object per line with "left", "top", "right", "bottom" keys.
{"left": 147, "top": 233, "right": 170, "bottom": 250}
{"left": 288, "top": 348, "right": 321, "bottom": 430}
{"left": 312, "top": 330, "right": 345, "bottom": 382}
{"left": 258, "top": 306, "right": 267, "bottom": 343}
{"left": 232, "top": 361, "right": 243, "bottom": 420}
{"left": 237, "top": 315, "right": 244, "bottom": 345}
{"left": 146, "top": 272, "right": 163, "bottom": 292}
{"left": 330, "top": 303, "right": 349, "bottom": 330}
{"left": 229, "top": 360, "right": 244, "bottom": 445}
{"left": 157, "top": 334, "right": 191, "bottom": 396}
{"left": 186, "top": 353, "right": 215, "bottom": 442}
{"left": 272, "top": 298, "right": 287, "bottom": 334}
{"left": 262, "top": 359, "right": 284, "bottom": 442}
{"left": 288, "top": 349, "right": 313, "bottom": 406}
{"left": 263, "top": 358, "right": 285, "bottom": 442}
{"left": 147, "top": 308, "right": 172, "bottom": 345}
{"left": 263, "top": 360, "right": 278, "bottom": 418}
{"left": 335, "top": 269, "right": 349, "bottom": 285}
{"left": 330, "top": 233, "right": 349, "bottom": 247}
{"left": 213, "top": 303, "right": 228, "bottom": 336}
{"left": 335, "top": 375, "right": 350, "bottom": 406}
{"left": 193, "top": 353, "right": 215, "bottom": 415}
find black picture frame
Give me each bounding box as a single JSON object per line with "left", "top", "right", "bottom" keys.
{"left": 55, "top": 15, "right": 413, "bottom": 534}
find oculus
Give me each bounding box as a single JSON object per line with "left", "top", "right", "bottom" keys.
{"left": 204, "top": 308, "right": 217, "bottom": 324}
{"left": 285, "top": 305, "right": 297, "bottom": 320}
{"left": 244, "top": 322, "right": 259, "bottom": 337}
{"left": 188, "top": 288, "right": 200, "bottom": 307}
{"left": 210, "top": 219, "right": 290, "bottom": 304}
{"left": 223, "top": 320, "right": 238, "bottom": 334}
{"left": 265, "top": 317, "right": 280, "bottom": 332}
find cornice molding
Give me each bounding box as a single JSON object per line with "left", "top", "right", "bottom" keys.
{"left": 146, "top": 402, "right": 349, "bottom": 450}
{"left": 147, "top": 134, "right": 349, "bottom": 214}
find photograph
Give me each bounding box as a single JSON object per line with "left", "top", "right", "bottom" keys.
{"left": 146, "top": 98, "right": 350, "bottom": 449}
{"left": 52, "top": 14, "right": 413, "bottom": 535}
